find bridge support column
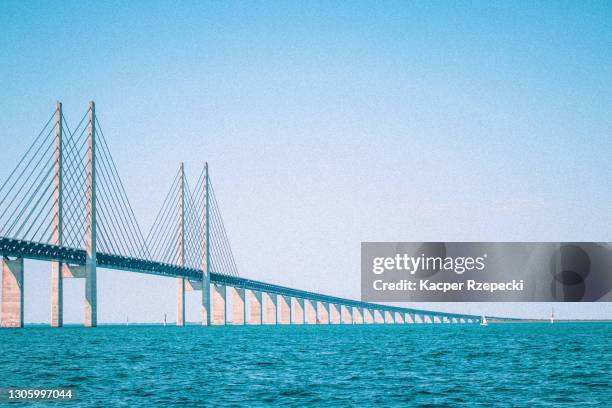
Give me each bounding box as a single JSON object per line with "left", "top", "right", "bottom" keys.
{"left": 84, "top": 268, "right": 97, "bottom": 328}
{"left": 212, "top": 284, "right": 226, "bottom": 325}
{"left": 364, "top": 309, "right": 374, "bottom": 324}
{"left": 352, "top": 307, "right": 364, "bottom": 324}
{"left": 395, "top": 312, "right": 404, "bottom": 324}
{"left": 248, "top": 290, "right": 262, "bottom": 325}
{"left": 341, "top": 305, "right": 352, "bottom": 324}
{"left": 292, "top": 298, "right": 304, "bottom": 325}
{"left": 317, "top": 301, "right": 329, "bottom": 324}
{"left": 384, "top": 310, "right": 394, "bottom": 324}
{"left": 177, "top": 278, "right": 185, "bottom": 326}
{"left": 264, "top": 292, "right": 277, "bottom": 325}
{"left": 330, "top": 304, "right": 340, "bottom": 324}
{"left": 51, "top": 262, "right": 62, "bottom": 327}
{"left": 230, "top": 287, "right": 245, "bottom": 325}
{"left": 305, "top": 299, "right": 316, "bottom": 324}
{"left": 405, "top": 313, "right": 414, "bottom": 323}
{"left": 279, "top": 295, "right": 291, "bottom": 325}
{"left": 374, "top": 310, "right": 384, "bottom": 324}
{"left": 1, "top": 257, "right": 24, "bottom": 328}
{"left": 201, "top": 283, "right": 210, "bottom": 326}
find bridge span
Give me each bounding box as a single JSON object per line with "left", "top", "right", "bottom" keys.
{"left": 0, "top": 102, "right": 482, "bottom": 327}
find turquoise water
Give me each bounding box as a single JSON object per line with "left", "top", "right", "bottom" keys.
{"left": 0, "top": 323, "right": 610, "bottom": 406}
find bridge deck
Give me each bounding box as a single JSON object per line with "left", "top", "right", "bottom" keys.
{"left": 0, "top": 237, "right": 480, "bottom": 320}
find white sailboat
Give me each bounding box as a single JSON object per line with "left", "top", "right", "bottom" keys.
{"left": 550, "top": 308, "right": 554, "bottom": 324}
{"left": 480, "top": 315, "right": 488, "bottom": 326}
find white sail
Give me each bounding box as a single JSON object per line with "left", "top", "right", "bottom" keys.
{"left": 550, "top": 308, "right": 554, "bottom": 324}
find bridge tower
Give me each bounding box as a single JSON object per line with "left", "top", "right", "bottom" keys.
{"left": 84, "top": 101, "right": 97, "bottom": 327}
{"left": 51, "top": 102, "right": 63, "bottom": 327}
{"left": 201, "top": 162, "right": 211, "bottom": 325}
{"left": 177, "top": 163, "right": 186, "bottom": 326}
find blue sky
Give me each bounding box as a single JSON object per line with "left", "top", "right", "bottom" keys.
{"left": 1, "top": 1, "right": 611, "bottom": 322}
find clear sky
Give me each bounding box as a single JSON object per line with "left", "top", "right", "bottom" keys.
{"left": 1, "top": 1, "right": 611, "bottom": 322}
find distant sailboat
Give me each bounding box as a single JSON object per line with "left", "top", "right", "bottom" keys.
{"left": 126, "top": 316, "right": 129, "bottom": 326}
{"left": 480, "top": 315, "right": 488, "bottom": 326}
{"left": 164, "top": 313, "right": 167, "bottom": 327}
{"left": 550, "top": 308, "right": 554, "bottom": 324}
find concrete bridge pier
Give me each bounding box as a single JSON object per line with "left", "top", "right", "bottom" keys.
{"left": 395, "top": 312, "right": 404, "bottom": 324}
{"left": 84, "top": 262, "right": 97, "bottom": 328}
{"left": 230, "top": 287, "right": 245, "bottom": 325}
{"left": 364, "top": 308, "right": 374, "bottom": 324}
{"left": 1, "top": 257, "right": 24, "bottom": 328}
{"left": 248, "top": 290, "right": 263, "bottom": 325}
{"left": 201, "top": 280, "right": 210, "bottom": 326}
{"left": 405, "top": 313, "right": 414, "bottom": 323}
{"left": 384, "top": 311, "right": 394, "bottom": 324}
{"left": 317, "top": 301, "right": 330, "bottom": 324}
{"left": 177, "top": 278, "right": 185, "bottom": 326}
{"left": 279, "top": 295, "right": 291, "bottom": 325}
{"left": 264, "top": 292, "right": 277, "bottom": 325}
{"left": 352, "top": 307, "right": 364, "bottom": 324}
{"left": 374, "top": 310, "right": 384, "bottom": 324}
{"left": 305, "top": 299, "right": 317, "bottom": 324}
{"left": 341, "top": 305, "right": 352, "bottom": 324}
{"left": 329, "top": 304, "right": 341, "bottom": 324}
{"left": 51, "top": 261, "right": 62, "bottom": 327}
{"left": 292, "top": 298, "right": 304, "bottom": 324}
{"left": 212, "top": 284, "right": 226, "bottom": 325}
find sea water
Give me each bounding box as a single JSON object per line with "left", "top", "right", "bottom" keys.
{"left": 0, "top": 323, "right": 610, "bottom": 406}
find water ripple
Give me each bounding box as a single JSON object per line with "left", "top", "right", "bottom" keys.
{"left": 0, "top": 323, "right": 610, "bottom": 406}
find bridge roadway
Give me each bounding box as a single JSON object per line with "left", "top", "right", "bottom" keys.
{"left": 0, "top": 237, "right": 480, "bottom": 322}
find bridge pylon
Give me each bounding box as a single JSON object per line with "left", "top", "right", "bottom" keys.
{"left": 84, "top": 101, "right": 97, "bottom": 327}
{"left": 177, "top": 162, "right": 185, "bottom": 326}
{"left": 51, "top": 101, "right": 63, "bottom": 327}
{"left": 201, "top": 162, "right": 211, "bottom": 326}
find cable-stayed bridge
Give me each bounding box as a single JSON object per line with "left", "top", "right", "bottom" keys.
{"left": 0, "top": 102, "right": 481, "bottom": 328}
